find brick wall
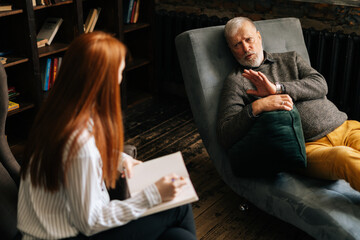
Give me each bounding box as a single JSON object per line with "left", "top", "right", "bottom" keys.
{"left": 155, "top": 0, "right": 360, "bottom": 34}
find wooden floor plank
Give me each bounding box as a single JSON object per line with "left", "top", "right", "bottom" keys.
{"left": 201, "top": 193, "right": 314, "bottom": 240}
{"left": 136, "top": 122, "right": 199, "bottom": 160}
{"left": 124, "top": 97, "right": 190, "bottom": 140}
{"left": 125, "top": 110, "right": 193, "bottom": 150}
{"left": 179, "top": 139, "right": 235, "bottom": 218}
{"left": 123, "top": 95, "right": 187, "bottom": 121}
{"left": 195, "top": 190, "right": 244, "bottom": 239}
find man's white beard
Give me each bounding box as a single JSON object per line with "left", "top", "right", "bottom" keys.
{"left": 239, "top": 50, "right": 264, "bottom": 68}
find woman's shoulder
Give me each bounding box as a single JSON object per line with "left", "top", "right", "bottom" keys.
{"left": 64, "top": 123, "right": 98, "bottom": 160}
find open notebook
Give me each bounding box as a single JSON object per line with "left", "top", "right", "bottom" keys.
{"left": 126, "top": 151, "right": 199, "bottom": 217}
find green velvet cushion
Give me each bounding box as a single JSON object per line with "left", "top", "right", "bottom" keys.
{"left": 228, "top": 106, "right": 307, "bottom": 177}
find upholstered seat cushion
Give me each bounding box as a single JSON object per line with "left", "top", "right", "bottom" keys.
{"left": 229, "top": 107, "right": 306, "bottom": 177}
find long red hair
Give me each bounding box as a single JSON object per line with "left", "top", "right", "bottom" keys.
{"left": 21, "top": 32, "right": 126, "bottom": 191}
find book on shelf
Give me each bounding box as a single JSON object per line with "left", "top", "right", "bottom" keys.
{"left": 124, "top": 0, "right": 135, "bottom": 24}
{"left": 8, "top": 87, "right": 20, "bottom": 100}
{"left": 41, "top": 57, "right": 62, "bottom": 91}
{"left": 84, "top": 8, "right": 101, "bottom": 33}
{"left": 89, "top": 8, "right": 101, "bottom": 32}
{"left": 37, "top": 0, "right": 59, "bottom": 5}
{"left": 130, "top": 0, "right": 137, "bottom": 23}
{"left": 126, "top": 151, "right": 198, "bottom": 217}
{"left": 37, "top": 17, "right": 63, "bottom": 45}
{"left": 57, "top": 56, "right": 62, "bottom": 71}
{"left": 84, "top": 8, "right": 96, "bottom": 33}
{"left": 124, "top": 0, "right": 140, "bottom": 24}
{"left": 49, "top": 57, "right": 54, "bottom": 89}
{"left": 8, "top": 101, "right": 19, "bottom": 112}
{"left": 37, "top": 38, "right": 48, "bottom": 48}
{"left": 0, "top": 3, "right": 12, "bottom": 11}
{"left": 133, "top": 0, "right": 140, "bottom": 23}
{"left": 123, "top": 0, "right": 130, "bottom": 23}
{"left": 44, "top": 58, "right": 51, "bottom": 90}
{"left": 0, "top": 49, "right": 14, "bottom": 56}
{"left": 51, "top": 57, "right": 58, "bottom": 87}
{"left": 41, "top": 58, "right": 51, "bottom": 91}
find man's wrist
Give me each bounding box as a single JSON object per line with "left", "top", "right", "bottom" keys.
{"left": 275, "top": 82, "right": 284, "bottom": 94}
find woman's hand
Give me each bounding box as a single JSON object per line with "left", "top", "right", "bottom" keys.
{"left": 155, "top": 174, "right": 187, "bottom": 202}
{"left": 121, "top": 157, "right": 142, "bottom": 178}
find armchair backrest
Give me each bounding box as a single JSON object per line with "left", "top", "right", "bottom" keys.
{"left": 0, "top": 63, "right": 19, "bottom": 185}
{"left": 175, "top": 17, "right": 309, "bottom": 176}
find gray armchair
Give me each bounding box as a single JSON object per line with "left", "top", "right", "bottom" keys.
{"left": 0, "top": 63, "right": 21, "bottom": 239}
{"left": 175, "top": 18, "right": 360, "bottom": 240}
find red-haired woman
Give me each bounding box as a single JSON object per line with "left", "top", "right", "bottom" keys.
{"left": 17, "top": 32, "right": 196, "bottom": 240}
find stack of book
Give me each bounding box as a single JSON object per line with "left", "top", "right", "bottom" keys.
{"left": 123, "top": 0, "right": 140, "bottom": 24}
{"left": 41, "top": 57, "right": 62, "bottom": 91}
{"left": 8, "top": 87, "right": 20, "bottom": 100}
{"left": 8, "top": 87, "right": 20, "bottom": 112}
{"left": 0, "top": 3, "right": 12, "bottom": 11}
{"left": 32, "top": 0, "right": 66, "bottom": 6}
{"left": 37, "top": 38, "right": 48, "bottom": 48}
{"left": 84, "top": 8, "right": 102, "bottom": 33}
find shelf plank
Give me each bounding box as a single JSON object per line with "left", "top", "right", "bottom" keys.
{"left": 0, "top": 9, "right": 23, "bottom": 17}
{"left": 125, "top": 58, "right": 151, "bottom": 71}
{"left": 38, "top": 42, "right": 69, "bottom": 58}
{"left": 124, "top": 23, "right": 150, "bottom": 33}
{"left": 3, "top": 57, "right": 29, "bottom": 68}
{"left": 7, "top": 102, "right": 35, "bottom": 117}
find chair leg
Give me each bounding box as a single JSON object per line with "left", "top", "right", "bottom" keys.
{"left": 238, "top": 202, "right": 249, "bottom": 211}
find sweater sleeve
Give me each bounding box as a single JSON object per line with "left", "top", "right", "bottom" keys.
{"left": 282, "top": 52, "right": 328, "bottom": 101}
{"left": 216, "top": 72, "right": 256, "bottom": 149}
{"left": 65, "top": 136, "right": 162, "bottom": 236}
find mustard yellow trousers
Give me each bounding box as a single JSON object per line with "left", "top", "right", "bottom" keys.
{"left": 301, "top": 120, "right": 360, "bottom": 192}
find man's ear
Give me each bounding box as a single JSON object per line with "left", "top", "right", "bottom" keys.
{"left": 257, "top": 31, "right": 262, "bottom": 40}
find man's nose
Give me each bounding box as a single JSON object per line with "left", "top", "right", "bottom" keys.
{"left": 242, "top": 42, "right": 251, "bottom": 52}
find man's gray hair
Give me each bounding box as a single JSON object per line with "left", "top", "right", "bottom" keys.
{"left": 224, "top": 17, "right": 257, "bottom": 43}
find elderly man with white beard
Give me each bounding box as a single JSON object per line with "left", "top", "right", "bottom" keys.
{"left": 216, "top": 16, "right": 360, "bottom": 192}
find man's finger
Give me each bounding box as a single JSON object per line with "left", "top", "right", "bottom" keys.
{"left": 246, "top": 89, "right": 259, "bottom": 96}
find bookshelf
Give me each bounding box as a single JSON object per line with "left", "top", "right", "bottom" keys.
{"left": 1, "top": 0, "right": 155, "bottom": 152}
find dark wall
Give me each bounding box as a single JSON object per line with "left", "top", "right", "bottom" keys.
{"left": 156, "top": 0, "right": 360, "bottom": 34}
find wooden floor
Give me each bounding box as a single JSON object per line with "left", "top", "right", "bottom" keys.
{"left": 124, "top": 95, "right": 315, "bottom": 240}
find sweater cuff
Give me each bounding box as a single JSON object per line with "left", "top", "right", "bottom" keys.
{"left": 143, "top": 183, "right": 162, "bottom": 208}
{"left": 118, "top": 152, "right": 134, "bottom": 172}
{"left": 247, "top": 104, "right": 259, "bottom": 119}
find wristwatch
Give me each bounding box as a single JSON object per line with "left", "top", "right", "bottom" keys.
{"left": 275, "top": 82, "right": 284, "bottom": 94}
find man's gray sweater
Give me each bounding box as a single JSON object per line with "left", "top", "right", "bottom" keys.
{"left": 217, "top": 51, "right": 347, "bottom": 149}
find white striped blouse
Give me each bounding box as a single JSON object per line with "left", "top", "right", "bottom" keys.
{"left": 17, "top": 126, "right": 162, "bottom": 240}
